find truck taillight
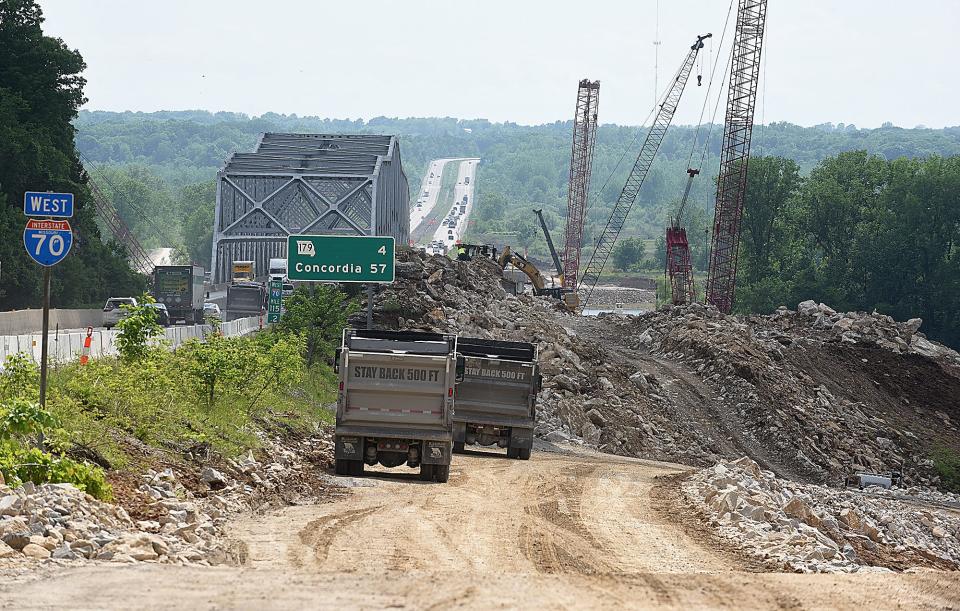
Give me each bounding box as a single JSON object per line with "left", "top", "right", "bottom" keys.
{"left": 339, "top": 381, "right": 344, "bottom": 391}
{"left": 448, "top": 387, "right": 453, "bottom": 397}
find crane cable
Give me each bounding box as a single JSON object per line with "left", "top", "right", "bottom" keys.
{"left": 78, "top": 150, "right": 181, "bottom": 247}
{"left": 674, "top": 0, "right": 737, "bottom": 226}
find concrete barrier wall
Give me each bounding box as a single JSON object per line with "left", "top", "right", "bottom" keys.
{"left": 0, "top": 317, "right": 262, "bottom": 365}
{"left": 0, "top": 309, "right": 104, "bottom": 336}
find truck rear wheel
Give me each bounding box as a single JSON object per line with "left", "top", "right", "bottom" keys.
{"left": 433, "top": 464, "right": 450, "bottom": 483}
{"left": 453, "top": 441, "right": 465, "bottom": 454}
{"left": 518, "top": 448, "right": 531, "bottom": 461}
{"left": 506, "top": 447, "right": 519, "bottom": 459}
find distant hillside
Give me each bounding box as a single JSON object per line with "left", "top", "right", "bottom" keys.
{"left": 74, "top": 110, "right": 960, "bottom": 261}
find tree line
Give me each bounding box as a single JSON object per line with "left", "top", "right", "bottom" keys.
{"left": 737, "top": 153, "right": 960, "bottom": 348}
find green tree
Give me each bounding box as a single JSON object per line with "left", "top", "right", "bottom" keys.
{"left": 612, "top": 237, "right": 645, "bottom": 272}
{"left": 0, "top": 0, "right": 144, "bottom": 310}
{"left": 114, "top": 295, "right": 164, "bottom": 362}
{"left": 275, "top": 285, "right": 357, "bottom": 366}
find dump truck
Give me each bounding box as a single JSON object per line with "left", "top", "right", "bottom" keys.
{"left": 225, "top": 281, "right": 266, "bottom": 322}
{"left": 334, "top": 329, "right": 463, "bottom": 482}
{"left": 152, "top": 265, "right": 204, "bottom": 324}
{"left": 452, "top": 337, "right": 540, "bottom": 460}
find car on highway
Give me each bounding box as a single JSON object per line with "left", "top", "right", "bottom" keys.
{"left": 282, "top": 282, "right": 294, "bottom": 297}
{"left": 102, "top": 297, "right": 138, "bottom": 329}
{"left": 145, "top": 302, "right": 170, "bottom": 327}
{"left": 203, "top": 302, "right": 221, "bottom": 320}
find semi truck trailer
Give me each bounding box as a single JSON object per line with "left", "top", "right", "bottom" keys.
{"left": 334, "top": 329, "right": 463, "bottom": 482}
{"left": 452, "top": 337, "right": 540, "bottom": 460}
{"left": 152, "top": 265, "right": 205, "bottom": 324}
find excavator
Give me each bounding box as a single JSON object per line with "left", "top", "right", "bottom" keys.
{"left": 495, "top": 210, "right": 580, "bottom": 312}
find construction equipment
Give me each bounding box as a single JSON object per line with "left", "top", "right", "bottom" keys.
{"left": 333, "top": 329, "right": 463, "bottom": 483}
{"left": 86, "top": 177, "right": 153, "bottom": 275}
{"left": 579, "top": 33, "right": 711, "bottom": 308}
{"left": 665, "top": 168, "right": 699, "bottom": 305}
{"left": 705, "top": 0, "right": 768, "bottom": 313}
{"left": 562, "top": 79, "right": 600, "bottom": 291}
{"left": 496, "top": 247, "right": 578, "bottom": 311}
{"left": 533, "top": 209, "right": 565, "bottom": 285}
{"left": 452, "top": 337, "right": 540, "bottom": 460}
{"left": 534, "top": 208, "right": 581, "bottom": 311}
{"left": 455, "top": 243, "right": 497, "bottom": 261}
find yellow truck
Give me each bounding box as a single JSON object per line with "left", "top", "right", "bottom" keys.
{"left": 232, "top": 260, "right": 255, "bottom": 282}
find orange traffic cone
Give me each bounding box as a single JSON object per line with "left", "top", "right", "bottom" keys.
{"left": 80, "top": 326, "right": 93, "bottom": 365}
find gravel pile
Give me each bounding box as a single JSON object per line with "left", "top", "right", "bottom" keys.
{"left": 357, "top": 250, "right": 960, "bottom": 490}
{"left": 683, "top": 457, "right": 960, "bottom": 573}
{"left": 0, "top": 431, "right": 335, "bottom": 568}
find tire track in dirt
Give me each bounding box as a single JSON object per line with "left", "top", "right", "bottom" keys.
{"left": 292, "top": 506, "right": 383, "bottom": 569}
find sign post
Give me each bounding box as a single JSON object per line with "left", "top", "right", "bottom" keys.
{"left": 286, "top": 235, "right": 395, "bottom": 330}
{"left": 267, "top": 279, "right": 283, "bottom": 324}
{"left": 23, "top": 192, "right": 74, "bottom": 409}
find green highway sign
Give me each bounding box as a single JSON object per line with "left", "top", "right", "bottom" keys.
{"left": 287, "top": 235, "right": 395, "bottom": 283}
{"left": 267, "top": 279, "right": 283, "bottom": 323}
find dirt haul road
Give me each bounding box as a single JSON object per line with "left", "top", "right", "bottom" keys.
{"left": 3, "top": 448, "right": 958, "bottom": 610}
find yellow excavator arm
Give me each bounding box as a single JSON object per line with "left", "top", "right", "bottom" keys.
{"left": 497, "top": 246, "right": 547, "bottom": 291}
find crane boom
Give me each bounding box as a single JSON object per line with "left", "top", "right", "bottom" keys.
{"left": 87, "top": 178, "right": 154, "bottom": 274}
{"left": 579, "top": 33, "right": 711, "bottom": 307}
{"left": 705, "top": 0, "right": 768, "bottom": 313}
{"left": 562, "top": 79, "right": 600, "bottom": 291}
{"left": 534, "top": 208, "right": 564, "bottom": 284}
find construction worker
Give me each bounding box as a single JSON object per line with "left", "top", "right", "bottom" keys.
{"left": 456, "top": 244, "right": 469, "bottom": 261}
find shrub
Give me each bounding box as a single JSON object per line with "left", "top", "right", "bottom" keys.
{"left": 0, "top": 396, "right": 112, "bottom": 500}
{"left": 115, "top": 294, "right": 164, "bottom": 361}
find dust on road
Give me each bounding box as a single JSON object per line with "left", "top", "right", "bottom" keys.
{"left": 2, "top": 448, "right": 958, "bottom": 609}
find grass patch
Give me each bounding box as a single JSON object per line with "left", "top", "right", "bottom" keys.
{"left": 933, "top": 447, "right": 960, "bottom": 493}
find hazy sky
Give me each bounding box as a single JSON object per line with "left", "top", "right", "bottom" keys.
{"left": 39, "top": 0, "right": 959, "bottom": 128}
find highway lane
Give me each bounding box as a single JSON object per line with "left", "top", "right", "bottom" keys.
{"left": 409, "top": 158, "right": 453, "bottom": 234}
{"left": 425, "top": 158, "right": 479, "bottom": 253}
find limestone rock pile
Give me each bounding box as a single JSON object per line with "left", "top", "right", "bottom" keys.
{"left": 0, "top": 431, "right": 335, "bottom": 568}
{"left": 683, "top": 457, "right": 960, "bottom": 573}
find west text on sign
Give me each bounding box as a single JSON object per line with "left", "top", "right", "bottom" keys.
{"left": 23, "top": 191, "right": 74, "bottom": 218}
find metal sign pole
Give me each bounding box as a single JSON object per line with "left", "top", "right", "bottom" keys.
{"left": 39, "top": 267, "right": 51, "bottom": 407}
{"left": 366, "top": 284, "right": 374, "bottom": 329}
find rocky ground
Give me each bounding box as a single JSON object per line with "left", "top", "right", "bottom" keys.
{"left": 0, "top": 429, "right": 336, "bottom": 572}
{"left": 682, "top": 457, "right": 960, "bottom": 573}
{"left": 582, "top": 285, "right": 655, "bottom": 308}
{"left": 361, "top": 249, "right": 960, "bottom": 490}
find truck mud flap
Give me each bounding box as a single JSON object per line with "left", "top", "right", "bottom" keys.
{"left": 452, "top": 422, "right": 467, "bottom": 443}
{"left": 509, "top": 428, "right": 533, "bottom": 449}
{"left": 421, "top": 440, "right": 452, "bottom": 465}
{"left": 335, "top": 435, "right": 363, "bottom": 460}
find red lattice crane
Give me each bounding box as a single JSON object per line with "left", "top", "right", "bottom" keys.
{"left": 562, "top": 79, "right": 600, "bottom": 291}
{"left": 705, "top": 0, "right": 769, "bottom": 313}
{"left": 665, "top": 168, "right": 699, "bottom": 305}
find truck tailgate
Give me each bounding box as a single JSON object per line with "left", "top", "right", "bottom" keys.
{"left": 455, "top": 357, "right": 535, "bottom": 426}
{"left": 342, "top": 352, "right": 450, "bottom": 431}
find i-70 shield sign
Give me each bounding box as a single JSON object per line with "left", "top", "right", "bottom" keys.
{"left": 23, "top": 219, "right": 73, "bottom": 267}
{"left": 287, "top": 235, "right": 395, "bottom": 283}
